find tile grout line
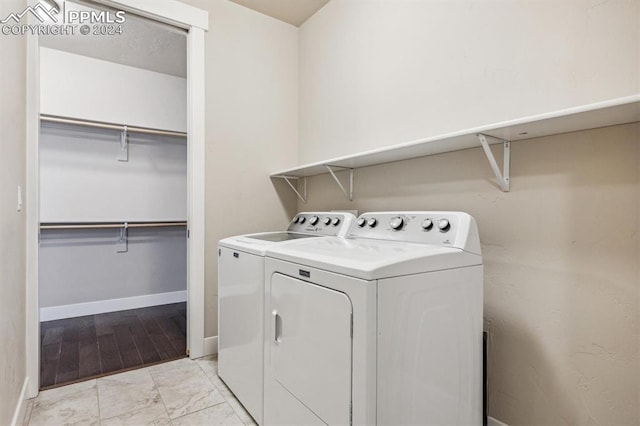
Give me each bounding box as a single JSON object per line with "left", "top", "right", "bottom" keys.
{"left": 96, "top": 378, "right": 103, "bottom": 426}
{"left": 147, "top": 360, "right": 176, "bottom": 424}
{"left": 195, "top": 357, "right": 249, "bottom": 424}
{"left": 159, "top": 357, "right": 230, "bottom": 423}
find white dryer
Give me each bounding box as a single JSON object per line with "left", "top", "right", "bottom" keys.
{"left": 263, "top": 211, "right": 483, "bottom": 426}
{"left": 218, "top": 212, "right": 356, "bottom": 425}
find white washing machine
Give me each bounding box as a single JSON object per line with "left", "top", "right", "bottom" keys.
{"left": 218, "top": 212, "right": 356, "bottom": 425}
{"left": 263, "top": 211, "right": 483, "bottom": 426}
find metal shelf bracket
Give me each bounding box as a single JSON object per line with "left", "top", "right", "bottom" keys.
{"left": 274, "top": 175, "right": 307, "bottom": 204}
{"left": 478, "top": 133, "right": 510, "bottom": 192}
{"left": 117, "top": 222, "right": 129, "bottom": 253}
{"left": 325, "top": 165, "right": 354, "bottom": 201}
{"left": 118, "top": 126, "right": 129, "bottom": 162}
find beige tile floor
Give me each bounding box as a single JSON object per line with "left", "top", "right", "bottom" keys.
{"left": 24, "top": 355, "right": 257, "bottom": 426}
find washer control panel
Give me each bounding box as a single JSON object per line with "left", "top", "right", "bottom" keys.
{"left": 288, "top": 212, "right": 356, "bottom": 237}
{"left": 348, "top": 211, "right": 480, "bottom": 253}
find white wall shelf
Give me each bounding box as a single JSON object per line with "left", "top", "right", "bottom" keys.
{"left": 271, "top": 95, "right": 640, "bottom": 196}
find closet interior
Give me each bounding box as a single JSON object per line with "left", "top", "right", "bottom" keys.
{"left": 37, "top": 1, "right": 188, "bottom": 389}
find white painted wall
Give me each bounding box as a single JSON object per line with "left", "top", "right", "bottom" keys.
{"left": 299, "top": 0, "right": 640, "bottom": 163}
{"left": 297, "top": 2, "right": 640, "bottom": 424}
{"left": 40, "top": 123, "right": 187, "bottom": 222}
{"left": 39, "top": 227, "right": 186, "bottom": 314}
{"left": 0, "top": 0, "right": 27, "bottom": 423}
{"left": 40, "top": 47, "right": 187, "bottom": 132}
{"left": 178, "top": 0, "right": 299, "bottom": 337}
{"left": 38, "top": 46, "right": 188, "bottom": 321}
{"left": 300, "top": 125, "right": 640, "bottom": 426}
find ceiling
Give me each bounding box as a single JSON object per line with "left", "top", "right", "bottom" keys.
{"left": 39, "top": 1, "right": 187, "bottom": 78}
{"left": 39, "top": 0, "right": 329, "bottom": 77}
{"left": 229, "top": 0, "right": 329, "bottom": 27}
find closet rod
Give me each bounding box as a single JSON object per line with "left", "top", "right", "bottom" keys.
{"left": 40, "top": 115, "right": 187, "bottom": 138}
{"left": 40, "top": 222, "right": 187, "bottom": 230}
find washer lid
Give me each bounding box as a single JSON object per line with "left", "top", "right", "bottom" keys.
{"left": 265, "top": 237, "right": 482, "bottom": 280}
{"left": 219, "top": 232, "right": 321, "bottom": 256}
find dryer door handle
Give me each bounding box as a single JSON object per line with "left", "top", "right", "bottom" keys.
{"left": 272, "top": 309, "right": 282, "bottom": 343}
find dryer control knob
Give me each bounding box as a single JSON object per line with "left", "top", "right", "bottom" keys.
{"left": 389, "top": 217, "right": 404, "bottom": 231}
{"left": 293, "top": 217, "right": 299, "bottom": 224}
{"left": 367, "top": 218, "right": 378, "bottom": 228}
{"left": 438, "top": 219, "right": 450, "bottom": 232}
{"left": 310, "top": 216, "right": 319, "bottom": 225}
{"left": 331, "top": 217, "right": 341, "bottom": 226}
{"left": 323, "top": 217, "right": 332, "bottom": 225}
{"left": 357, "top": 218, "right": 367, "bottom": 227}
{"left": 422, "top": 219, "right": 433, "bottom": 231}
{"left": 298, "top": 216, "right": 306, "bottom": 224}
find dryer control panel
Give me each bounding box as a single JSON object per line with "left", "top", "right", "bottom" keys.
{"left": 348, "top": 211, "right": 481, "bottom": 254}
{"left": 287, "top": 212, "right": 356, "bottom": 237}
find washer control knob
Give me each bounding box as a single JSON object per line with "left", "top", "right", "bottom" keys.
{"left": 422, "top": 219, "right": 433, "bottom": 231}
{"left": 293, "top": 216, "right": 299, "bottom": 224}
{"left": 357, "top": 218, "right": 367, "bottom": 227}
{"left": 389, "top": 217, "right": 404, "bottom": 231}
{"left": 367, "top": 218, "right": 377, "bottom": 228}
{"left": 438, "top": 219, "right": 450, "bottom": 232}
{"left": 310, "top": 216, "right": 319, "bottom": 225}
{"left": 298, "top": 216, "right": 306, "bottom": 224}
{"left": 331, "top": 217, "right": 341, "bottom": 226}
{"left": 323, "top": 217, "right": 332, "bottom": 225}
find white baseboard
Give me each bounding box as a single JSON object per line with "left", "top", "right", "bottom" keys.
{"left": 11, "top": 378, "right": 29, "bottom": 426}
{"left": 488, "top": 416, "right": 509, "bottom": 426}
{"left": 203, "top": 336, "right": 218, "bottom": 356}
{"left": 40, "top": 290, "right": 187, "bottom": 321}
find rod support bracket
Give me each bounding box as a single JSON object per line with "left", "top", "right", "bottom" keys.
{"left": 118, "top": 126, "right": 129, "bottom": 162}
{"left": 274, "top": 175, "right": 307, "bottom": 204}
{"left": 478, "top": 133, "right": 510, "bottom": 192}
{"left": 325, "top": 165, "right": 354, "bottom": 201}
{"left": 117, "top": 222, "right": 129, "bottom": 253}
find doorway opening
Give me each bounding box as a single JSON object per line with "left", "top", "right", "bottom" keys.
{"left": 26, "top": 0, "right": 208, "bottom": 394}
{"left": 37, "top": 0, "right": 188, "bottom": 389}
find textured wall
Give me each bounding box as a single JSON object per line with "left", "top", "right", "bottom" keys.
{"left": 0, "top": 0, "right": 27, "bottom": 422}
{"left": 297, "top": 1, "right": 640, "bottom": 423}
{"left": 178, "top": 0, "right": 299, "bottom": 337}
{"left": 299, "top": 124, "right": 640, "bottom": 425}
{"left": 299, "top": 0, "right": 640, "bottom": 164}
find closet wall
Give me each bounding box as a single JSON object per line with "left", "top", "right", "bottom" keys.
{"left": 40, "top": 48, "right": 186, "bottom": 133}
{"left": 39, "top": 48, "right": 188, "bottom": 320}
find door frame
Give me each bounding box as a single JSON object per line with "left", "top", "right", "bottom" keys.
{"left": 25, "top": 0, "right": 209, "bottom": 397}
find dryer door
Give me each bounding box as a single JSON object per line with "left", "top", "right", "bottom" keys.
{"left": 270, "top": 273, "right": 353, "bottom": 425}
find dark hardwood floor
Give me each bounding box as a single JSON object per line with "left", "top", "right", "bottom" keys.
{"left": 40, "top": 302, "right": 187, "bottom": 390}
